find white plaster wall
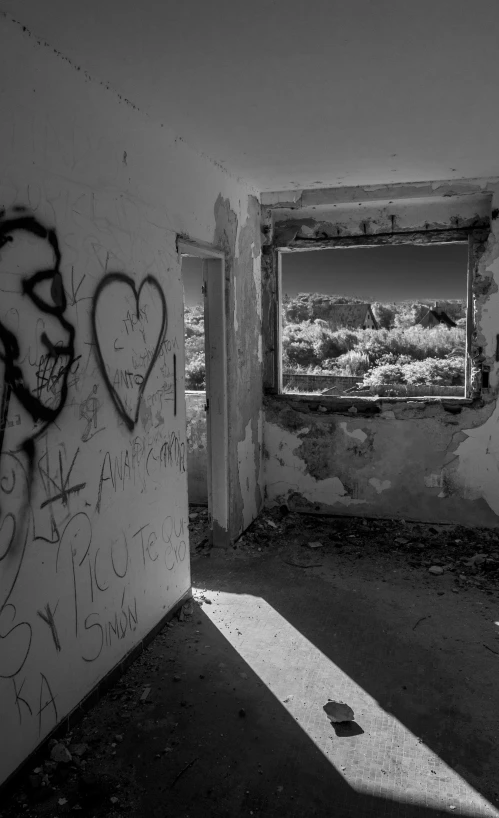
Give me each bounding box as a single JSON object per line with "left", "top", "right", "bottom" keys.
{"left": 263, "top": 181, "right": 499, "bottom": 527}
{"left": 0, "top": 18, "right": 258, "bottom": 784}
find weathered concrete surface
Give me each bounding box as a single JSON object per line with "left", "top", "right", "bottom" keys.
{"left": 214, "top": 194, "right": 263, "bottom": 539}
{"left": 264, "top": 397, "right": 499, "bottom": 526}
{"left": 264, "top": 395, "right": 499, "bottom": 524}
{"left": 185, "top": 392, "right": 208, "bottom": 505}
{"left": 263, "top": 181, "right": 499, "bottom": 527}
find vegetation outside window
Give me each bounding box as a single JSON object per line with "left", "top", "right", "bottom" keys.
{"left": 280, "top": 243, "right": 468, "bottom": 398}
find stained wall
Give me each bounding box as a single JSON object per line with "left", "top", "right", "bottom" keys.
{"left": 0, "top": 17, "right": 262, "bottom": 784}
{"left": 262, "top": 181, "right": 499, "bottom": 527}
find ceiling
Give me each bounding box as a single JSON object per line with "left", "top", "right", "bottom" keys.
{"left": 3, "top": 0, "right": 499, "bottom": 192}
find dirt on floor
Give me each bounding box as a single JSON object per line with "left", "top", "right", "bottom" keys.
{"left": 2, "top": 508, "right": 499, "bottom": 818}
{"left": 190, "top": 505, "right": 499, "bottom": 597}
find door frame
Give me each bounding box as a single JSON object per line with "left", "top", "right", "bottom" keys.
{"left": 178, "top": 238, "right": 230, "bottom": 547}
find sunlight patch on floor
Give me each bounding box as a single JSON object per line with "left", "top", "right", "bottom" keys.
{"left": 194, "top": 587, "right": 499, "bottom": 816}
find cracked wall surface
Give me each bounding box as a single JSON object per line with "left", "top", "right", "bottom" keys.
{"left": 263, "top": 181, "right": 499, "bottom": 527}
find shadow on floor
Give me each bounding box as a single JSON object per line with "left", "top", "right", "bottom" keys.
{"left": 192, "top": 551, "right": 499, "bottom": 817}
{"left": 4, "top": 551, "right": 497, "bottom": 818}
{"left": 106, "top": 607, "right": 491, "bottom": 818}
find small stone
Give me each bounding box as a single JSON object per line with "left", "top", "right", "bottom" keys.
{"left": 110, "top": 796, "right": 119, "bottom": 804}
{"left": 50, "top": 742, "right": 72, "bottom": 764}
{"left": 348, "top": 406, "right": 358, "bottom": 414}
{"left": 307, "top": 541, "right": 323, "bottom": 549}
{"left": 428, "top": 566, "right": 444, "bottom": 575}
{"left": 395, "top": 537, "right": 409, "bottom": 545}
{"left": 323, "top": 700, "right": 355, "bottom": 723}
{"left": 69, "top": 743, "right": 88, "bottom": 757}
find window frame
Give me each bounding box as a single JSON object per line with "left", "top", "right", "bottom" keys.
{"left": 262, "top": 227, "right": 490, "bottom": 403}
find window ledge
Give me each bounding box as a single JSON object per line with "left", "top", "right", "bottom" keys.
{"left": 265, "top": 391, "right": 477, "bottom": 413}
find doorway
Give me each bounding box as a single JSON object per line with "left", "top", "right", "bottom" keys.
{"left": 178, "top": 239, "right": 229, "bottom": 547}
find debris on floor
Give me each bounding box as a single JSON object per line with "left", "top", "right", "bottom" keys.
{"left": 206, "top": 506, "right": 499, "bottom": 594}
{"left": 323, "top": 701, "right": 355, "bottom": 723}
{"left": 4, "top": 506, "right": 499, "bottom": 817}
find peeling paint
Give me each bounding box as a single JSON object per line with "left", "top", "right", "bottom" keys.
{"left": 450, "top": 401, "right": 499, "bottom": 514}
{"left": 238, "top": 418, "right": 259, "bottom": 529}
{"left": 233, "top": 276, "right": 238, "bottom": 331}
{"left": 424, "top": 473, "right": 444, "bottom": 488}
{"left": 340, "top": 422, "right": 367, "bottom": 442}
{"left": 216, "top": 193, "right": 262, "bottom": 539}
{"left": 265, "top": 422, "right": 367, "bottom": 508}
{"left": 369, "top": 477, "right": 392, "bottom": 494}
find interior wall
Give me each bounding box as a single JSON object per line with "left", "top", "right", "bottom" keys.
{"left": 0, "top": 17, "right": 261, "bottom": 785}
{"left": 262, "top": 181, "right": 499, "bottom": 527}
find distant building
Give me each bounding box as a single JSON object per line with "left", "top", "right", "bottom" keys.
{"left": 326, "top": 303, "right": 378, "bottom": 331}
{"left": 418, "top": 309, "right": 457, "bottom": 329}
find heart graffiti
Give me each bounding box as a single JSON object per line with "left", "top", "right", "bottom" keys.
{"left": 91, "top": 273, "right": 167, "bottom": 431}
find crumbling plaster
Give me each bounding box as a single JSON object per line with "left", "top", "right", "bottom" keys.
{"left": 263, "top": 180, "right": 499, "bottom": 526}
{"left": 213, "top": 194, "right": 263, "bottom": 539}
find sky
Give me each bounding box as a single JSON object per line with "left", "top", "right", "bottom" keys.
{"left": 182, "top": 243, "right": 468, "bottom": 308}
{"left": 282, "top": 243, "right": 468, "bottom": 303}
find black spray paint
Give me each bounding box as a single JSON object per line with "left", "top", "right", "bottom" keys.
{"left": 91, "top": 272, "right": 167, "bottom": 432}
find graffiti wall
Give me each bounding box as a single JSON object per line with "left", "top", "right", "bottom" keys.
{"left": 0, "top": 10, "right": 263, "bottom": 783}
{"left": 0, "top": 204, "right": 189, "bottom": 783}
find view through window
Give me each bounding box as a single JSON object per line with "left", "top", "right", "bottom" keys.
{"left": 281, "top": 242, "right": 468, "bottom": 397}
{"left": 182, "top": 256, "right": 205, "bottom": 391}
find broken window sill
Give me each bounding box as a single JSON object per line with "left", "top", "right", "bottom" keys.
{"left": 265, "top": 391, "right": 478, "bottom": 414}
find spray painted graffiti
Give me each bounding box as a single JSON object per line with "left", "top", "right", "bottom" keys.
{"left": 0, "top": 204, "right": 188, "bottom": 784}
{"left": 91, "top": 273, "right": 168, "bottom": 431}
{"left": 0, "top": 211, "right": 76, "bottom": 460}
{"left": 0, "top": 209, "right": 77, "bottom": 720}
{"left": 0, "top": 210, "right": 76, "bottom": 605}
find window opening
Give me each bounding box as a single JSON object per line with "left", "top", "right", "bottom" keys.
{"left": 181, "top": 255, "right": 207, "bottom": 508}
{"left": 182, "top": 256, "right": 206, "bottom": 392}
{"left": 280, "top": 242, "right": 468, "bottom": 398}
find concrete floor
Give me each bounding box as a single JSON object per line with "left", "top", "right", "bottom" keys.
{"left": 4, "top": 530, "right": 499, "bottom": 818}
